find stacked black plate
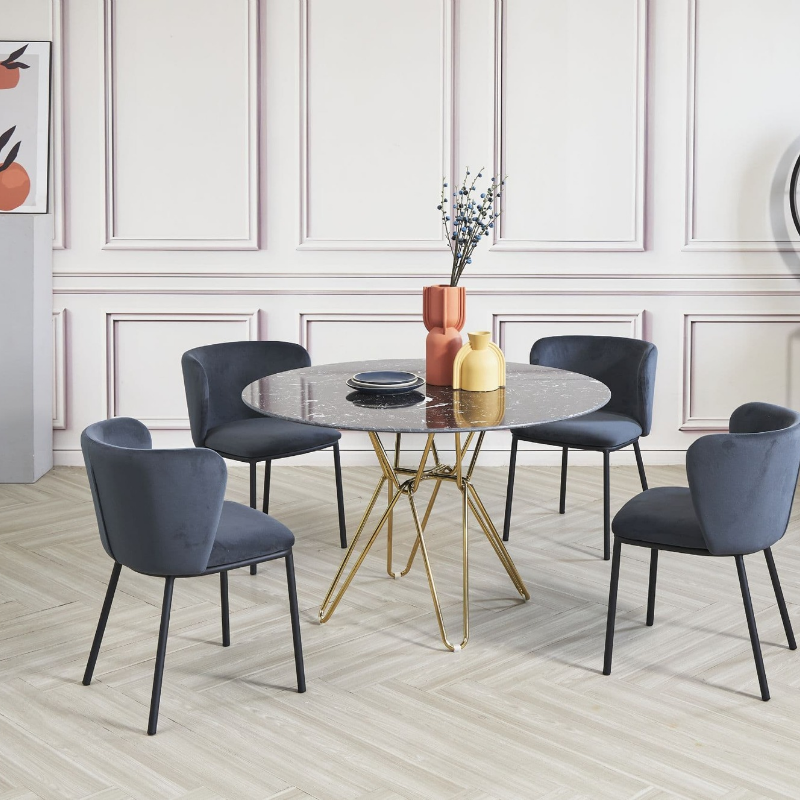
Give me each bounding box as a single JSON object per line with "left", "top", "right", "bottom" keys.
{"left": 345, "top": 370, "right": 425, "bottom": 395}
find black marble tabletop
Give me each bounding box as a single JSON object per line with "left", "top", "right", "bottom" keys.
{"left": 242, "top": 359, "right": 610, "bottom": 434}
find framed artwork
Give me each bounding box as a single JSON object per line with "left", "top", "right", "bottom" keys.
{"left": 0, "top": 41, "right": 51, "bottom": 213}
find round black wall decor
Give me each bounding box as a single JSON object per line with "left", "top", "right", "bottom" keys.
{"left": 790, "top": 152, "right": 800, "bottom": 236}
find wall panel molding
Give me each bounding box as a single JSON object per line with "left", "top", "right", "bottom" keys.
{"left": 53, "top": 285, "right": 800, "bottom": 298}
{"left": 491, "top": 0, "right": 646, "bottom": 251}
{"left": 105, "top": 311, "right": 259, "bottom": 428}
{"left": 299, "top": 312, "right": 423, "bottom": 364}
{"left": 681, "top": 313, "right": 800, "bottom": 430}
{"left": 298, "top": 312, "right": 421, "bottom": 349}
{"left": 493, "top": 311, "right": 644, "bottom": 351}
{"left": 297, "top": 0, "right": 454, "bottom": 250}
{"left": 52, "top": 309, "right": 66, "bottom": 429}
{"left": 683, "top": 0, "right": 799, "bottom": 252}
{"left": 683, "top": 0, "right": 707, "bottom": 251}
{"left": 51, "top": 0, "right": 66, "bottom": 249}
{"left": 102, "top": 0, "right": 259, "bottom": 250}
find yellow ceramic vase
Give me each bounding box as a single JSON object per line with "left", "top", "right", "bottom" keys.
{"left": 452, "top": 331, "right": 506, "bottom": 392}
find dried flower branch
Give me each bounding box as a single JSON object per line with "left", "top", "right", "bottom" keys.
{"left": 438, "top": 167, "right": 505, "bottom": 287}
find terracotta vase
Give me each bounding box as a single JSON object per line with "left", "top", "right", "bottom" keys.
{"left": 452, "top": 331, "right": 506, "bottom": 392}
{"left": 422, "top": 285, "right": 466, "bottom": 386}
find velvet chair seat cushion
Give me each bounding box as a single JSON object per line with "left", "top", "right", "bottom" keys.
{"left": 515, "top": 411, "right": 642, "bottom": 449}
{"left": 206, "top": 501, "right": 295, "bottom": 570}
{"left": 203, "top": 417, "right": 341, "bottom": 460}
{"left": 612, "top": 487, "right": 707, "bottom": 551}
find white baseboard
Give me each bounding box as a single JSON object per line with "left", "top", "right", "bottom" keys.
{"left": 53, "top": 447, "right": 687, "bottom": 468}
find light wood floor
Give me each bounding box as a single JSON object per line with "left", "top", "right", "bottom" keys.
{"left": 2, "top": 457, "right": 800, "bottom": 799}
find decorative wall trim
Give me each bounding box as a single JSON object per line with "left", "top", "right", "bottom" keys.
{"left": 683, "top": 0, "right": 797, "bottom": 252}
{"left": 51, "top": 0, "right": 66, "bottom": 249}
{"left": 681, "top": 312, "right": 732, "bottom": 429}
{"left": 53, "top": 272, "right": 800, "bottom": 280}
{"left": 50, "top": 269, "right": 800, "bottom": 281}
{"left": 102, "top": 0, "right": 259, "bottom": 250}
{"left": 680, "top": 313, "right": 800, "bottom": 430}
{"left": 298, "top": 312, "right": 420, "bottom": 349}
{"left": 52, "top": 285, "right": 800, "bottom": 298}
{"left": 105, "top": 311, "right": 259, "bottom": 428}
{"left": 52, "top": 309, "right": 66, "bottom": 429}
{"left": 491, "top": 0, "right": 646, "bottom": 252}
{"left": 493, "top": 311, "right": 645, "bottom": 351}
{"left": 297, "top": 0, "right": 453, "bottom": 250}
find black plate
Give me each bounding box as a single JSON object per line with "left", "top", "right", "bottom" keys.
{"left": 351, "top": 370, "right": 421, "bottom": 387}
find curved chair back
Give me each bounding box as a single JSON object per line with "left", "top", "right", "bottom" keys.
{"left": 687, "top": 402, "right": 800, "bottom": 556}
{"left": 81, "top": 418, "right": 227, "bottom": 576}
{"left": 530, "top": 335, "right": 657, "bottom": 435}
{"left": 182, "top": 341, "right": 311, "bottom": 447}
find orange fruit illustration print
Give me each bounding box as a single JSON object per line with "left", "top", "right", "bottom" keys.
{"left": 0, "top": 127, "right": 31, "bottom": 211}
{"left": 0, "top": 44, "right": 30, "bottom": 90}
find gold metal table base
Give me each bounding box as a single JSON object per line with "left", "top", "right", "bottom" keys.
{"left": 318, "top": 431, "right": 530, "bottom": 651}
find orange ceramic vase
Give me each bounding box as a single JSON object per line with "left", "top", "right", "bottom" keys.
{"left": 422, "top": 285, "right": 466, "bottom": 386}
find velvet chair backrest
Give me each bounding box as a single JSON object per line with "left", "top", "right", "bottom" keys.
{"left": 81, "top": 418, "right": 227, "bottom": 576}
{"left": 182, "top": 341, "right": 311, "bottom": 447}
{"left": 686, "top": 402, "right": 800, "bottom": 556}
{"left": 529, "top": 335, "right": 658, "bottom": 435}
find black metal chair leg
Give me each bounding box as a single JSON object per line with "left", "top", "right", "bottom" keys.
{"left": 502, "top": 435, "right": 519, "bottom": 542}
{"left": 559, "top": 447, "right": 568, "bottom": 514}
{"left": 250, "top": 462, "right": 258, "bottom": 575}
{"left": 333, "top": 442, "right": 347, "bottom": 549}
{"left": 148, "top": 577, "right": 175, "bottom": 735}
{"left": 633, "top": 439, "right": 648, "bottom": 491}
{"left": 764, "top": 547, "right": 796, "bottom": 650}
{"left": 83, "top": 562, "right": 122, "bottom": 686}
{"left": 646, "top": 548, "right": 658, "bottom": 626}
{"left": 262, "top": 460, "right": 272, "bottom": 514}
{"left": 285, "top": 552, "right": 306, "bottom": 693}
{"left": 603, "top": 450, "right": 611, "bottom": 560}
{"left": 603, "top": 538, "right": 622, "bottom": 675}
{"left": 249, "top": 461, "right": 257, "bottom": 508}
{"left": 220, "top": 571, "right": 230, "bottom": 647}
{"left": 735, "top": 555, "right": 770, "bottom": 701}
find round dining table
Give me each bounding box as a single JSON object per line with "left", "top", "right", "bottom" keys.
{"left": 243, "top": 359, "right": 610, "bottom": 651}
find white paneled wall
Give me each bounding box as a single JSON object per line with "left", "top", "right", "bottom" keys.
{"left": 103, "top": 0, "right": 259, "bottom": 248}
{"left": 106, "top": 311, "right": 260, "bottom": 428}
{"left": 681, "top": 314, "right": 800, "bottom": 429}
{"left": 3, "top": 0, "right": 800, "bottom": 466}
{"left": 687, "top": 0, "right": 800, "bottom": 250}
{"left": 300, "top": 0, "right": 452, "bottom": 248}
{"left": 497, "top": 0, "right": 645, "bottom": 249}
{"left": 495, "top": 312, "right": 644, "bottom": 363}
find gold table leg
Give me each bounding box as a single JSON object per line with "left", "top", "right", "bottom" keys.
{"left": 318, "top": 430, "right": 529, "bottom": 650}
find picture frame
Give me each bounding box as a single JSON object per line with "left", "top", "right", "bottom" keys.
{"left": 0, "top": 40, "right": 52, "bottom": 214}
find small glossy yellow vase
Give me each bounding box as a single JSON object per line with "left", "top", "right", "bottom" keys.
{"left": 452, "top": 331, "right": 506, "bottom": 392}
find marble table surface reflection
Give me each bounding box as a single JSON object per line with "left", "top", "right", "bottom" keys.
{"left": 242, "top": 359, "right": 610, "bottom": 434}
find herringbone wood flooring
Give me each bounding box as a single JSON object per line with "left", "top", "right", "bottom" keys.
{"left": 1, "top": 459, "right": 800, "bottom": 799}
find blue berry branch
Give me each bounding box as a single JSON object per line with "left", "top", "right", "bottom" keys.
{"left": 438, "top": 167, "right": 506, "bottom": 287}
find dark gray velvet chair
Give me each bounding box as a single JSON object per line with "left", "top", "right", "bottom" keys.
{"left": 182, "top": 341, "right": 347, "bottom": 578}
{"left": 81, "top": 417, "right": 305, "bottom": 735}
{"left": 604, "top": 402, "right": 800, "bottom": 701}
{"left": 503, "top": 335, "right": 657, "bottom": 560}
